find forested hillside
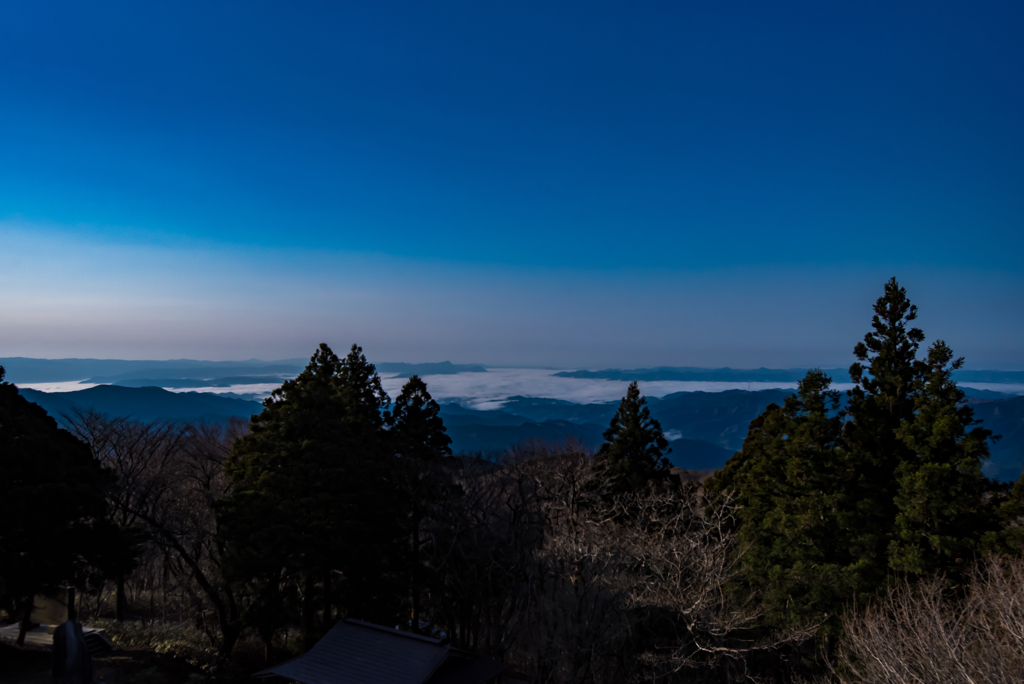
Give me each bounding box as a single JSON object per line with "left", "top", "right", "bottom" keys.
{"left": 22, "top": 383, "right": 1020, "bottom": 478}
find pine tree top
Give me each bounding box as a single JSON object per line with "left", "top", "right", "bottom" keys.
{"left": 597, "top": 381, "right": 670, "bottom": 491}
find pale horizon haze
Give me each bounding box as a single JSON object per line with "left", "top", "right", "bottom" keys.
{"left": 2, "top": 2, "right": 1022, "bottom": 369}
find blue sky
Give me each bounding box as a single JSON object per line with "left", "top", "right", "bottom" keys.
{"left": 2, "top": 2, "right": 1022, "bottom": 367}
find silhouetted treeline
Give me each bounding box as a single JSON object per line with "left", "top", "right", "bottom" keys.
{"left": 3, "top": 279, "right": 1024, "bottom": 683}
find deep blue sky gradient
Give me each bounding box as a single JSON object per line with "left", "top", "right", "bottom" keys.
{"left": 2, "top": 2, "right": 1022, "bottom": 366}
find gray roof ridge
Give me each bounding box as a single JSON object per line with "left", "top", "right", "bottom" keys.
{"left": 253, "top": 651, "right": 305, "bottom": 679}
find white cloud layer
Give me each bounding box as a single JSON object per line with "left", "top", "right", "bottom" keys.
{"left": 15, "top": 371, "right": 1021, "bottom": 410}
{"left": 377, "top": 370, "right": 850, "bottom": 410}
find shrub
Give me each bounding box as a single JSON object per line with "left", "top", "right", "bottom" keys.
{"left": 834, "top": 555, "right": 1024, "bottom": 683}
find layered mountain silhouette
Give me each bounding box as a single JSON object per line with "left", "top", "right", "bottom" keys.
{"left": 109, "top": 376, "right": 289, "bottom": 388}
{"left": 555, "top": 366, "right": 1024, "bottom": 385}
{"left": 18, "top": 386, "right": 263, "bottom": 423}
{"left": 14, "top": 383, "right": 1022, "bottom": 479}
{"left": 374, "top": 361, "right": 488, "bottom": 376}
{"left": 1, "top": 357, "right": 305, "bottom": 383}
{"left": 554, "top": 367, "right": 851, "bottom": 382}
{"left": 1, "top": 358, "right": 486, "bottom": 384}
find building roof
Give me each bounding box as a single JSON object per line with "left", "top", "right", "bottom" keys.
{"left": 254, "top": 619, "right": 508, "bottom": 684}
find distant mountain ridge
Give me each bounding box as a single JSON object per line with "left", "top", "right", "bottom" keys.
{"left": 11, "top": 381, "right": 1022, "bottom": 480}
{"left": 554, "top": 367, "right": 851, "bottom": 382}
{"left": 972, "top": 396, "right": 1024, "bottom": 481}
{"left": 436, "top": 402, "right": 732, "bottom": 469}
{"left": 0, "top": 357, "right": 486, "bottom": 383}
{"left": 7, "top": 358, "right": 1021, "bottom": 385}
{"left": 18, "top": 386, "right": 263, "bottom": 423}
{"left": 955, "top": 370, "right": 1024, "bottom": 383}
{"left": 109, "top": 376, "right": 288, "bottom": 388}
{"left": 88, "top": 367, "right": 302, "bottom": 383}
{"left": 11, "top": 383, "right": 733, "bottom": 471}
{"left": 374, "top": 361, "right": 488, "bottom": 376}
{"left": 555, "top": 366, "right": 1024, "bottom": 384}
{"left": 1, "top": 358, "right": 306, "bottom": 383}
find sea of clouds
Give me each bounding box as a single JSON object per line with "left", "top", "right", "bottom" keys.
{"left": 16, "top": 370, "right": 1023, "bottom": 410}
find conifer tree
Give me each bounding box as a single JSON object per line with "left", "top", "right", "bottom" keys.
{"left": 889, "top": 340, "right": 995, "bottom": 577}
{"left": 713, "top": 278, "right": 1001, "bottom": 641}
{"left": 989, "top": 475, "right": 1024, "bottom": 554}
{"left": 389, "top": 375, "right": 452, "bottom": 462}
{"left": 329, "top": 345, "right": 402, "bottom": 623}
{"left": 597, "top": 381, "right": 670, "bottom": 491}
{"left": 711, "top": 370, "right": 854, "bottom": 632}
{"left": 843, "top": 277, "right": 927, "bottom": 588}
{"left": 845, "top": 279, "right": 997, "bottom": 581}
{"left": 221, "top": 344, "right": 403, "bottom": 646}
{"left": 388, "top": 375, "right": 451, "bottom": 631}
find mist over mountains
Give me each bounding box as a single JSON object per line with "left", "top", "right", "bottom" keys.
{"left": 15, "top": 384, "right": 737, "bottom": 470}
{"left": 15, "top": 380, "right": 1023, "bottom": 480}
{"left": 556, "top": 366, "right": 1024, "bottom": 384}
{"left": 8, "top": 357, "right": 1022, "bottom": 391}
{"left": 5, "top": 357, "right": 1021, "bottom": 479}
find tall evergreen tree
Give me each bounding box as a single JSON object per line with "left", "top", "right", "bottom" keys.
{"left": 388, "top": 375, "right": 451, "bottom": 631}
{"left": 328, "top": 345, "right": 402, "bottom": 623}
{"left": 711, "top": 370, "right": 854, "bottom": 632}
{"left": 220, "top": 344, "right": 403, "bottom": 646}
{"left": 843, "top": 277, "right": 926, "bottom": 587}
{"left": 845, "top": 279, "right": 997, "bottom": 580}
{"left": 597, "top": 381, "right": 670, "bottom": 491}
{"left": 389, "top": 375, "right": 452, "bottom": 462}
{"left": 712, "top": 278, "right": 1001, "bottom": 645}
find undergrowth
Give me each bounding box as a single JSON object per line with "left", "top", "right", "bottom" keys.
{"left": 91, "top": 619, "right": 270, "bottom": 682}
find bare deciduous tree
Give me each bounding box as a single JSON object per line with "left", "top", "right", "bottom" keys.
{"left": 140, "top": 418, "right": 249, "bottom": 655}
{"left": 64, "top": 410, "right": 250, "bottom": 655}
{"left": 420, "top": 440, "right": 810, "bottom": 684}
{"left": 65, "top": 409, "right": 189, "bottom": 621}
{"left": 834, "top": 555, "right": 1024, "bottom": 684}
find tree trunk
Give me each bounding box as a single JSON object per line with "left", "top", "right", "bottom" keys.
{"left": 162, "top": 561, "right": 169, "bottom": 622}
{"left": 301, "top": 573, "right": 316, "bottom": 647}
{"left": 16, "top": 595, "right": 34, "bottom": 646}
{"left": 322, "top": 571, "right": 331, "bottom": 625}
{"left": 411, "top": 525, "right": 420, "bottom": 633}
{"left": 116, "top": 575, "right": 127, "bottom": 622}
{"left": 136, "top": 511, "right": 242, "bottom": 656}
{"left": 220, "top": 622, "right": 242, "bottom": 658}
{"left": 258, "top": 616, "right": 274, "bottom": 663}
{"left": 95, "top": 580, "right": 104, "bottom": 618}
{"left": 214, "top": 591, "right": 242, "bottom": 658}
